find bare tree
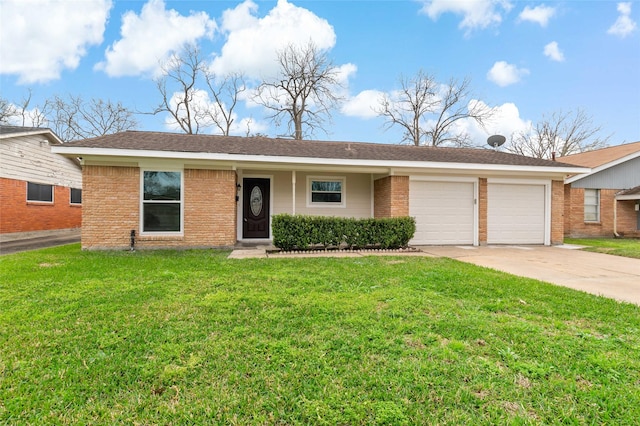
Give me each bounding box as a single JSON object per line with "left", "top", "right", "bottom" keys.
{"left": 153, "top": 46, "right": 203, "bottom": 134}
{"left": 153, "top": 45, "right": 249, "bottom": 136}
{"left": 376, "top": 71, "right": 493, "bottom": 147}
{"left": 50, "top": 95, "right": 138, "bottom": 141}
{"left": 0, "top": 96, "right": 19, "bottom": 124}
{"left": 253, "top": 41, "right": 343, "bottom": 140}
{"left": 203, "top": 71, "right": 247, "bottom": 136}
{"left": 507, "top": 109, "right": 610, "bottom": 159}
{"left": 0, "top": 90, "right": 50, "bottom": 127}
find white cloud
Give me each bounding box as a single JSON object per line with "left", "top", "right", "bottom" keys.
{"left": 518, "top": 4, "right": 556, "bottom": 27}
{"left": 451, "top": 101, "right": 531, "bottom": 146}
{"left": 487, "top": 61, "right": 529, "bottom": 86}
{"left": 419, "top": 0, "right": 512, "bottom": 33}
{"left": 608, "top": 2, "right": 637, "bottom": 38}
{"left": 543, "top": 41, "right": 565, "bottom": 62}
{"left": 211, "top": 0, "right": 337, "bottom": 78}
{"left": 0, "top": 0, "right": 112, "bottom": 84}
{"left": 95, "top": 0, "right": 216, "bottom": 77}
{"left": 341, "top": 90, "right": 385, "bottom": 118}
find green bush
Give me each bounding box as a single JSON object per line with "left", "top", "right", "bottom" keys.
{"left": 272, "top": 214, "right": 416, "bottom": 251}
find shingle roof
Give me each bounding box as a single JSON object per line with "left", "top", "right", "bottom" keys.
{"left": 558, "top": 141, "right": 640, "bottom": 168}
{"left": 617, "top": 185, "right": 640, "bottom": 197}
{"left": 60, "top": 130, "right": 577, "bottom": 168}
{"left": 0, "top": 125, "right": 51, "bottom": 136}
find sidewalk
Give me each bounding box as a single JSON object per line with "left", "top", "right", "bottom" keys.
{"left": 0, "top": 229, "right": 81, "bottom": 255}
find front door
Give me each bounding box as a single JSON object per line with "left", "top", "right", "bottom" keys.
{"left": 243, "top": 178, "right": 270, "bottom": 239}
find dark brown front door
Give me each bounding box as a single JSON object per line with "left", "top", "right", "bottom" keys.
{"left": 243, "top": 178, "right": 270, "bottom": 239}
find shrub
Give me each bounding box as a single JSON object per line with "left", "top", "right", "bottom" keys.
{"left": 272, "top": 214, "right": 416, "bottom": 251}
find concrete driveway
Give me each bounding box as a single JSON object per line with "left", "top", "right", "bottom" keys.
{"left": 419, "top": 245, "right": 640, "bottom": 306}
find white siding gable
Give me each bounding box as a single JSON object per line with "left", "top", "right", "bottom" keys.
{"left": 0, "top": 134, "right": 82, "bottom": 188}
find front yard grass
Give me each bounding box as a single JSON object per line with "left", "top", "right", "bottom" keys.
{"left": 565, "top": 237, "right": 640, "bottom": 259}
{"left": 1, "top": 244, "right": 640, "bottom": 424}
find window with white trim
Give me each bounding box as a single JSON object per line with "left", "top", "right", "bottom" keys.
{"left": 308, "top": 177, "right": 345, "bottom": 207}
{"left": 584, "top": 188, "right": 600, "bottom": 222}
{"left": 27, "top": 182, "right": 53, "bottom": 203}
{"left": 142, "top": 171, "right": 182, "bottom": 232}
{"left": 70, "top": 188, "right": 82, "bottom": 205}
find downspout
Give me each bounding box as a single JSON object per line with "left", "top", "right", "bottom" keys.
{"left": 613, "top": 196, "right": 620, "bottom": 238}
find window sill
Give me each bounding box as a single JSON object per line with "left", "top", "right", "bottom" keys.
{"left": 26, "top": 201, "right": 54, "bottom": 206}
{"left": 583, "top": 221, "right": 601, "bottom": 225}
{"left": 138, "top": 234, "right": 184, "bottom": 241}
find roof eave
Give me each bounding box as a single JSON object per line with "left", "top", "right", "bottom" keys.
{"left": 0, "top": 128, "right": 63, "bottom": 144}
{"left": 51, "top": 146, "right": 588, "bottom": 176}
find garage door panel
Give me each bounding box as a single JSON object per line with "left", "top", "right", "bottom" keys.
{"left": 410, "top": 181, "right": 475, "bottom": 245}
{"left": 488, "top": 183, "right": 545, "bottom": 244}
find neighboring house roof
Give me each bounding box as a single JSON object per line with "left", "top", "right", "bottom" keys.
{"left": 0, "top": 125, "right": 63, "bottom": 145}
{"left": 559, "top": 141, "right": 640, "bottom": 168}
{"left": 616, "top": 185, "right": 640, "bottom": 201}
{"left": 53, "top": 131, "right": 584, "bottom": 174}
{"left": 560, "top": 141, "right": 640, "bottom": 184}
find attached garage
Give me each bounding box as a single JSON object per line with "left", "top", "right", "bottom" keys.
{"left": 487, "top": 181, "right": 548, "bottom": 245}
{"left": 409, "top": 179, "right": 476, "bottom": 245}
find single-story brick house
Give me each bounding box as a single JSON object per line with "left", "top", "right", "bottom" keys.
{"left": 51, "top": 131, "right": 586, "bottom": 250}
{"left": 559, "top": 141, "right": 640, "bottom": 238}
{"left": 1, "top": 126, "right": 82, "bottom": 236}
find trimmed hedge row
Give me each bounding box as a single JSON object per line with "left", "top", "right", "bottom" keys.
{"left": 272, "top": 214, "right": 416, "bottom": 251}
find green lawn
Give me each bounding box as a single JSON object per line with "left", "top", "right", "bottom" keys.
{"left": 1, "top": 245, "right": 640, "bottom": 425}
{"left": 565, "top": 238, "right": 640, "bottom": 259}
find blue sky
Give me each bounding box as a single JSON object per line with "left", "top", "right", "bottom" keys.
{"left": 1, "top": 0, "right": 639, "bottom": 147}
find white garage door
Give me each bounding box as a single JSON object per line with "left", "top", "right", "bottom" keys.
{"left": 488, "top": 183, "right": 545, "bottom": 244}
{"left": 409, "top": 181, "right": 475, "bottom": 245}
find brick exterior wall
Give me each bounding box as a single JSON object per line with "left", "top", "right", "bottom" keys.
{"left": 551, "top": 180, "right": 564, "bottom": 244}
{"left": 82, "top": 166, "right": 140, "bottom": 249}
{"left": 478, "top": 178, "right": 487, "bottom": 245}
{"left": 616, "top": 200, "right": 640, "bottom": 238}
{"left": 0, "top": 177, "right": 81, "bottom": 234}
{"left": 373, "top": 176, "right": 409, "bottom": 218}
{"left": 81, "top": 166, "right": 237, "bottom": 250}
{"left": 565, "top": 186, "right": 639, "bottom": 238}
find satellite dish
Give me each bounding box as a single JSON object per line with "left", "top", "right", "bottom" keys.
{"left": 487, "top": 134, "right": 506, "bottom": 149}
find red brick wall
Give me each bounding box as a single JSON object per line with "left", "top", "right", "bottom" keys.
{"left": 0, "top": 177, "right": 81, "bottom": 234}
{"left": 374, "top": 176, "right": 409, "bottom": 218}
{"left": 81, "top": 166, "right": 237, "bottom": 250}
{"left": 564, "top": 187, "right": 638, "bottom": 238}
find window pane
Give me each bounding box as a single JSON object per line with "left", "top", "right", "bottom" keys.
{"left": 312, "top": 192, "right": 342, "bottom": 203}
{"left": 143, "top": 203, "right": 180, "bottom": 232}
{"left": 584, "top": 189, "right": 599, "bottom": 222}
{"left": 144, "top": 171, "right": 181, "bottom": 201}
{"left": 70, "top": 188, "right": 82, "bottom": 204}
{"left": 27, "top": 182, "right": 53, "bottom": 202}
{"left": 312, "top": 181, "right": 341, "bottom": 192}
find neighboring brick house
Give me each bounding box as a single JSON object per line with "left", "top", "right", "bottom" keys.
{"left": 559, "top": 141, "right": 640, "bottom": 238}
{"left": 51, "top": 131, "right": 586, "bottom": 250}
{"left": 0, "top": 126, "right": 82, "bottom": 236}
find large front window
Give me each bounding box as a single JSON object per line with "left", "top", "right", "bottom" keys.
{"left": 584, "top": 188, "right": 600, "bottom": 222}
{"left": 142, "top": 171, "right": 182, "bottom": 232}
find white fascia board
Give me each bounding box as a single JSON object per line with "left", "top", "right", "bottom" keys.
{"left": 616, "top": 194, "right": 640, "bottom": 201}
{"left": 1, "top": 129, "right": 63, "bottom": 144}
{"left": 565, "top": 152, "right": 640, "bottom": 184}
{"left": 51, "top": 146, "right": 588, "bottom": 176}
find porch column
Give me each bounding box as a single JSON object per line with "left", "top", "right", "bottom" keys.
{"left": 291, "top": 170, "right": 296, "bottom": 215}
